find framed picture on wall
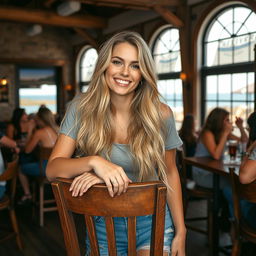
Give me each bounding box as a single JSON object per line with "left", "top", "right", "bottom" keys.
{"left": 17, "top": 67, "right": 58, "bottom": 114}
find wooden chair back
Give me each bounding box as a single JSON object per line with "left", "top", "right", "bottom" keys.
{"left": 0, "top": 156, "right": 19, "bottom": 203}
{"left": 39, "top": 147, "right": 52, "bottom": 176}
{"left": 229, "top": 167, "right": 256, "bottom": 244}
{"left": 52, "top": 178, "right": 167, "bottom": 256}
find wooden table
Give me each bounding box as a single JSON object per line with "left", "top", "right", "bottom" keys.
{"left": 184, "top": 156, "right": 239, "bottom": 256}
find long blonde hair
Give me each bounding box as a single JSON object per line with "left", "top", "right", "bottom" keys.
{"left": 76, "top": 31, "right": 167, "bottom": 182}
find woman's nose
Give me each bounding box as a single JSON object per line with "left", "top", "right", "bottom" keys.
{"left": 120, "top": 65, "right": 129, "bottom": 76}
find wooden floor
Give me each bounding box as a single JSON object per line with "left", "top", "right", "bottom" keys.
{"left": 0, "top": 198, "right": 255, "bottom": 255}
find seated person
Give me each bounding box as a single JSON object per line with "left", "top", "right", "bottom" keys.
{"left": 19, "top": 107, "right": 58, "bottom": 203}
{"left": 0, "top": 131, "right": 19, "bottom": 200}
{"left": 193, "top": 108, "right": 247, "bottom": 188}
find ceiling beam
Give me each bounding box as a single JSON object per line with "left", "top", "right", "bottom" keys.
{"left": 0, "top": 7, "right": 106, "bottom": 29}
{"left": 44, "top": 0, "right": 57, "bottom": 8}
{"left": 73, "top": 28, "right": 98, "bottom": 49}
{"left": 154, "top": 5, "right": 183, "bottom": 28}
{"left": 80, "top": 0, "right": 180, "bottom": 8}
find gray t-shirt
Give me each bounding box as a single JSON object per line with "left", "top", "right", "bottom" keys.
{"left": 60, "top": 99, "right": 182, "bottom": 181}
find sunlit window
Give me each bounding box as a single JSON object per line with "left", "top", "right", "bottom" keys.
{"left": 79, "top": 47, "right": 98, "bottom": 92}
{"left": 202, "top": 5, "right": 255, "bottom": 126}
{"left": 18, "top": 68, "right": 57, "bottom": 114}
{"left": 151, "top": 26, "right": 183, "bottom": 127}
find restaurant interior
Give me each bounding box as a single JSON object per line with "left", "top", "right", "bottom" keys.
{"left": 0, "top": 0, "right": 256, "bottom": 255}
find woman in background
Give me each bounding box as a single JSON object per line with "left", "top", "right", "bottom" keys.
{"left": 19, "top": 107, "right": 58, "bottom": 203}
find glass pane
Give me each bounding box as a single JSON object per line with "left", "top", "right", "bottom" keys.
{"left": 248, "top": 102, "right": 254, "bottom": 117}
{"left": 234, "top": 35, "right": 249, "bottom": 63}
{"left": 218, "top": 74, "right": 231, "bottom": 101}
{"left": 245, "top": 12, "right": 256, "bottom": 33}
{"left": 232, "top": 73, "right": 246, "bottom": 101}
{"left": 19, "top": 68, "right": 57, "bottom": 114}
{"left": 234, "top": 7, "right": 251, "bottom": 33}
{"left": 175, "top": 79, "right": 182, "bottom": 100}
{"left": 153, "top": 28, "right": 181, "bottom": 74}
{"left": 250, "top": 33, "right": 256, "bottom": 62}
{"left": 80, "top": 48, "right": 98, "bottom": 82}
{"left": 206, "top": 75, "right": 217, "bottom": 100}
{"left": 206, "top": 41, "right": 218, "bottom": 66}
{"left": 217, "top": 101, "right": 231, "bottom": 115}
{"left": 233, "top": 101, "right": 247, "bottom": 123}
{"left": 217, "top": 9, "right": 233, "bottom": 33}
{"left": 207, "top": 21, "right": 228, "bottom": 42}
{"left": 219, "top": 38, "right": 233, "bottom": 65}
{"left": 248, "top": 72, "right": 254, "bottom": 101}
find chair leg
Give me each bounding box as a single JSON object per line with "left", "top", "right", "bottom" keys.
{"left": 9, "top": 208, "right": 23, "bottom": 250}
{"left": 232, "top": 239, "right": 241, "bottom": 256}
{"left": 39, "top": 183, "right": 44, "bottom": 227}
{"left": 207, "top": 198, "right": 213, "bottom": 249}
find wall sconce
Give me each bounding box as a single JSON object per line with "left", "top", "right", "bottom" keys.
{"left": 65, "top": 84, "right": 73, "bottom": 91}
{"left": 57, "top": 1, "right": 81, "bottom": 16}
{"left": 180, "top": 72, "right": 187, "bottom": 82}
{"left": 1, "top": 77, "right": 7, "bottom": 86}
{"left": 26, "top": 24, "right": 43, "bottom": 36}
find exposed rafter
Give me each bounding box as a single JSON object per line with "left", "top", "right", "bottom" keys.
{"left": 0, "top": 7, "right": 106, "bottom": 29}
{"left": 73, "top": 28, "right": 98, "bottom": 48}
{"left": 154, "top": 5, "right": 183, "bottom": 28}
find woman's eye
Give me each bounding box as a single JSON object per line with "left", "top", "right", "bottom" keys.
{"left": 112, "top": 60, "right": 122, "bottom": 65}
{"left": 131, "top": 64, "right": 140, "bottom": 70}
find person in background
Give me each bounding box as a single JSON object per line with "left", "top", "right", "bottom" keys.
{"left": 46, "top": 31, "right": 186, "bottom": 255}
{"left": 193, "top": 107, "right": 248, "bottom": 188}
{"left": 179, "top": 114, "right": 198, "bottom": 178}
{"left": 0, "top": 131, "right": 19, "bottom": 200}
{"left": 18, "top": 107, "right": 58, "bottom": 203}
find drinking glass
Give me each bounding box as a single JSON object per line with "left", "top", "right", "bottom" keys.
{"left": 227, "top": 140, "right": 238, "bottom": 162}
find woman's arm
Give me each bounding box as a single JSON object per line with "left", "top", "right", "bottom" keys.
{"left": 239, "top": 159, "right": 256, "bottom": 184}
{"left": 202, "top": 130, "right": 229, "bottom": 160}
{"left": 46, "top": 134, "right": 131, "bottom": 197}
{"left": 235, "top": 117, "right": 248, "bottom": 143}
{"left": 0, "top": 135, "right": 17, "bottom": 148}
{"left": 24, "top": 129, "right": 41, "bottom": 154}
{"left": 165, "top": 149, "right": 186, "bottom": 255}
{"left": 6, "top": 124, "right": 14, "bottom": 139}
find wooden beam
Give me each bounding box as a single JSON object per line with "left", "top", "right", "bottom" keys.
{"left": 0, "top": 58, "right": 67, "bottom": 66}
{"left": 73, "top": 28, "right": 98, "bottom": 49}
{"left": 44, "top": 0, "right": 57, "bottom": 8}
{"left": 79, "top": 0, "right": 180, "bottom": 8}
{"left": 154, "top": 5, "right": 183, "bottom": 28}
{"left": 0, "top": 7, "right": 106, "bottom": 29}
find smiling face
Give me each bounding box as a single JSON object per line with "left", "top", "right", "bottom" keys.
{"left": 105, "top": 42, "right": 142, "bottom": 99}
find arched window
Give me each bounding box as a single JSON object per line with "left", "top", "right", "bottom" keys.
{"left": 151, "top": 26, "right": 183, "bottom": 127}
{"left": 78, "top": 47, "right": 98, "bottom": 92}
{"left": 202, "top": 5, "right": 256, "bottom": 125}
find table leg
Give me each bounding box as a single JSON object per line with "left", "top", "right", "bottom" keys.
{"left": 211, "top": 173, "right": 220, "bottom": 256}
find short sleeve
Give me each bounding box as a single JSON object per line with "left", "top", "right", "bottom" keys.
{"left": 249, "top": 148, "right": 256, "bottom": 161}
{"left": 60, "top": 99, "right": 80, "bottom": 140}
{"left": 165, "top": 115, "right": 183, "bottom": 150}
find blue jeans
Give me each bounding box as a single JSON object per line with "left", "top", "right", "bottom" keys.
{"left": 85, "top": 205, "right": 174, "bottom": 255}
{"left": 0, "top": 185, "right": 6, "bottom": 200}
{"left": 223, "top": 187, "right": 256, "bottom": 229}
{"left": 20, "top": 160, "right": 47, "bottom": 176}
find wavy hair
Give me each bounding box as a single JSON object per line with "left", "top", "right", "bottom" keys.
{"left": 247, "top": 111, "right": 256, "bottom": 144}
{"left": 76, "top": 31, "right": 167, "bottom": 183}
{"left": 201, "top": 107, "right": 229, "bottom": 144}
{"left": 37, "top": 107, "right": 59, "bottom": 133}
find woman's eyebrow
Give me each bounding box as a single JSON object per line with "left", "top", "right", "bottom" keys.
{"left": 111, "top": 56, "right": 139, "bottom": 63}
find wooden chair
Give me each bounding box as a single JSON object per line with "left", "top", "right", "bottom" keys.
{"left": 33, "top": 147, "right": 57, "bottom": 227}
{"left": 52, "top": 178, "right": 167, "bottom": 256}
{"left": 176, "top": 149, "right": 213, "bottom": 244}
{"left": 229, "top": 168, "right": 256, "bottom": 256}
{"left": 0, "top": 156, "right": 23, "bottom": 250}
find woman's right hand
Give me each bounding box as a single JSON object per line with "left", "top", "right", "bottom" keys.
{"left": 71, "top": 156, "right": 132, "bottom": 197}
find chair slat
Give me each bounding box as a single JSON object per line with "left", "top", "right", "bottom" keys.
{"left": 84, "top": 215, "right": 100, "bottom": 256}
{"left": 127, "top": 216, "right": 136, "bottom": 256}
{"left": 105, "top": 217, "right": 117, "bottom": 256}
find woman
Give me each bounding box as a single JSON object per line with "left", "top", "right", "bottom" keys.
{"left": 193, "top": 108, "right": 247, "bottom": 188}
{"left": 19, "top": 107, "right": 58, "bottom": 203}
{"left": 47, "top": 31, "right": 186, "bottom": 255}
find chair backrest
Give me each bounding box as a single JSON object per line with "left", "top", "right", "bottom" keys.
{"left": 229, "top": 167, "right": 256, "bottom": 227}
{"left": 0, "top": 156, "right": 19, "bottom": 202}
{"left": 52, "top": 178, "right": 167, "bottom": 256}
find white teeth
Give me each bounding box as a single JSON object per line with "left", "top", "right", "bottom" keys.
{"left": 115, "top": 79, "right": 129, "bottom": 85}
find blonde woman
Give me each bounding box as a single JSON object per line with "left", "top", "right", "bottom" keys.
{"left": 19, "top": 107, "right": 58, "bottom": 203}
{"left": 47, "top": 31, "right": 186, "bottom": 255}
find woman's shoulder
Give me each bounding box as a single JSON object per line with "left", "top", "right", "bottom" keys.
{"left": 160, "top": 103, "right": 173, "bottom": 120}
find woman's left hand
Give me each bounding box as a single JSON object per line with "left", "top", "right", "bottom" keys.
{"left": 70, "top": 171, "right": 104, "bottom": 197}
{"left": 171, "top": 233, "right": 186, "bottom": 256}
